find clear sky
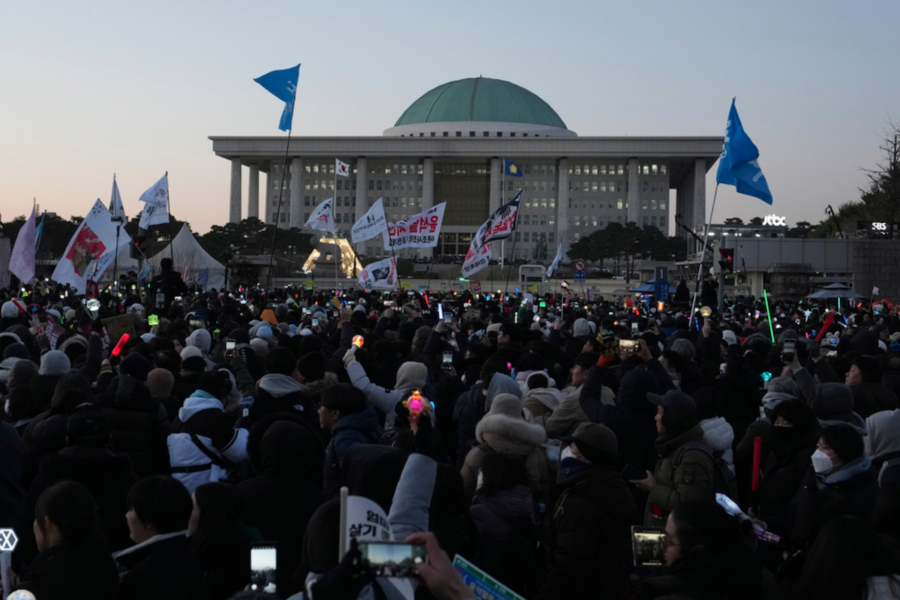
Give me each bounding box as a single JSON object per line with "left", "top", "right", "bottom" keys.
{"left": 1, "top": 0, "right": 896, "bottom": 234}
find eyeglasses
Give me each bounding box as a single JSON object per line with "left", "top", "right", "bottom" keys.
{"left": 662, "top": 536, "right": 680, "bottom": 550}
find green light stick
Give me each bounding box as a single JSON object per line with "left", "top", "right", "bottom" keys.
{"left": 763, "top": 289, "right": 775, "bottom": 343}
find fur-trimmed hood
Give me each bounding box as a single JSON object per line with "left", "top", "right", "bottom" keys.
{"left": 476, "top": 414, "right": 546, "bottom": 454}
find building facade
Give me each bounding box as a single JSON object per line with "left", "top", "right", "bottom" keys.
{"left": 211, "top": 77, "right": 723, "bottom": 260}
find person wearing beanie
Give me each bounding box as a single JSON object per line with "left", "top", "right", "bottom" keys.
{"left": 169, "top": 370, "right": 249, "bottom": 493}
{"left": 460, "top": 392, "right": 549, "bottom": 503}
{"left": 175, "top": 348, "right": 207, "bottom": 401}
{"left": 538, "top": 423, "right": 638, "bottom": 600}
{"left": 29, "top": 350, "right": 72, "bottom": 412}
{"left": 0, "top": 342, "right": 29, "bottom": 388}
{"left": 632, "top": 389, "right": 718, "bottom": 526}
{"left": 788, "top": 422, "right": 878, "bottom": 546}
{"left": 846, "top": 355, "right": 898, "bottom": 419}
{"left": 319, "top": 384, "right": 378, "bottom": 498}
{"left": 146, "top": 368, "right": 180, "bottom": 421}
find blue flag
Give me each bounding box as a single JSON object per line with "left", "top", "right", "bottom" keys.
{"left": 716, "top": 99, "right": 772, "bottom": 205}
{"left": 254, "top": 64, "right": 301, "bottom": 132}
{"left": 503, "top": 160, "right": 523, "bottom": 177}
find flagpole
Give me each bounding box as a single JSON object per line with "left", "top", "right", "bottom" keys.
{"left": 500, "top": 166, "right": 506, "bottom": 270}
{"left": 688, "top": 183, "right": 719, "bottom": 320}
{"left": 334, "top": 168, "right": 339, "bottom": 291}
{"left": 503, "top": 188, "right": 521, "bottom": 297}
{"left": 265, "top": 130, "right": 294, "bottom": 292}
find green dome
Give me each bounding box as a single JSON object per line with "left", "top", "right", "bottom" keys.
{"left": 394, "top": 77, "right": 567, "bottom": 129}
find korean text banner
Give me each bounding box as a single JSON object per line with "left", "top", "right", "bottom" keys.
{"left": 473, "top": 191, "right": 521, "bottom": 249}
{"left": 461, "top": 242, "right": 491, "bottom": 278}
{"left": 358, "top": 256, "right": 397, "bottom": 289}
{"left": 384, "top": 203, "right": 446, "bottom": 251}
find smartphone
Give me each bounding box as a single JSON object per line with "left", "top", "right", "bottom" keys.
{"left": 631, "top": 526, "right": 667, "bottom": 567}
{"left": 539, "top": 301, "right": 547, "bottom": 308}
{"left": 357, "top": 541, "right": 427, "bottom": 578}
{"left": 783, "top": 340, "right": 795, "bottom": 362}
{"left": 226, "top": 339, "right": 236, "bottom": 352}
{"left": 250, "top": 543, "right": 277, "bottom": 593}
{"left": 619, "top": 339, "right": 638, "bottom": 353}
{"left": 407, "top": 291, "right": 414, "bottom": 296}
{"left": 312, "top": 317, "right": 319, "bottom": 327}
{"left": 631, "top": 322, "right": 639, "bottom": 334}
{"left": 438, "top": 304, "right": 444, "bottom": 321}
{"left": 190, "top": 319, "right": 204, "bottom": 329}
{"left": 442, "top": 351, "right": 453, "bottom": 364}
{"left": 174, "top": 296, "right": 183, "bottom": 302}
{"left": 621, "top": 464, "right": 646, "bottom": 481}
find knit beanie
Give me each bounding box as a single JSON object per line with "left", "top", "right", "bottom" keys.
{"left": 648, "top": 389, "right": 698, "bottom": 430}
{"left": 119, "top": 353, "right": 152, "bottom": 382}
{"left": 146, "top": 368, "right": 175, "bottom": 397}
{"left": 813, "top": 382, "right": 867, "bottom": 434}
{"left": 3, "top": 343, "right": 29, "bottom": 360}
{"left": 297, "top": 352, "right": 326, "bottom": 382}
{"left": 570, "top": 423, "right": 618, "bottom": 465}
{"left": 39, "top": 350, "right": 71, "bottom": 376}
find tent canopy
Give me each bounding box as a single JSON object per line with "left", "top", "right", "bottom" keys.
{"left": 147, "top": 224, "right": 226, "bottom": 290}
{"left": 806, "top": 282, "right": 864, "bottom": 299}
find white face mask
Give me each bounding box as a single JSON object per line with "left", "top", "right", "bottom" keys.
{"left": 560, "top": 446, "right": 576, "bottom": 462}
{"left": 476, "top": 470, "right": 483, "bottom": 490}
{"left": 811, "top": 449, "right": 833, "bottom": 474}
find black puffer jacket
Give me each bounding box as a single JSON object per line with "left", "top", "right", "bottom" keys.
{"left": 537, "top": 462, "right": 639, "bottom": 600}
{"left": 757, "top": 428, "right": 818, "bottom": 535}
{"left": 16, "top": 537, "right": 118, "bottom": 600}
{"left": 96, "top": 375, "right": 171, "bottom": 477}
{"left": 470, "top": 484, "right": 534, "bottom": 581}
{"left": 114, "top": 533, "right": 205, "bottom": 600}
{"left": 851, "top": 383, "right": 898, "bottom": 419}
{"left": 639, "top": 544, "right": 765, "bottom": 600}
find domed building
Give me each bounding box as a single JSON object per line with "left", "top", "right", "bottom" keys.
{"left": 212, "top": 77, "right": 722, "bottom": 261}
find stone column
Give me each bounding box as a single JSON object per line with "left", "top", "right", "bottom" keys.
{"left": 489, "top": 158, "right": 502, "bottom": 212}
{"left": 627, "top": 157, "right": 640, "bottom": 225}
{"left": 354, "top": 158, "right": 368, "bottom": 255}
{"left": 290, "top": 158, "right": 303, "bottom": 229}
{"left": 229, "top": 158, "right": 242, "bottom": 224}
{"left": 420, "top": 157, "right": 434, "bottom": 258}
{"left": 248, "top": 165, "right": 259, "bottom": 220}
{"left": 557, "top": 158, "right": 569, "bottom": 250}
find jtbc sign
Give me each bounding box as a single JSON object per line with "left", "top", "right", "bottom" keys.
{"left": 762, "top": 214, "right": 787, "bottom": 226}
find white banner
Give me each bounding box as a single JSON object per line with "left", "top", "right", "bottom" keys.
{"left": 461, "top": 241, "right": 491, "bottom": 278}
{"left": 306, "top": 198, "right": 335, "bottom": 232}
{"left": 9, "top": 208, "right": 36, "bottom": 284}
{"left": 384, "top": 203, "right": 446, "bottom": 251}
{"left": 351, "top": 198, "right": 387, "bottom": 243}
{"left": 358, "top": 256, "right": 397, "bottom": 289}
{"left": 52, "top": 200, "right": 132, "bottom": 293}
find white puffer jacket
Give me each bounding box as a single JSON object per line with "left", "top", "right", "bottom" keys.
{"left": 700, "top": 416, "right": 735, "bottom": 474}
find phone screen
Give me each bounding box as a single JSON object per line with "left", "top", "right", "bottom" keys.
{"left": 631, "top": 322, "right": 639, "bottom": 333}
{"left": 783, "top": 340, "right": 795, "bottom": 361}
{"left": 442, "top": 351, "right": 453, "bottom": 364}
{"left": 250, "top": 544, "right": 277, "bottom": 593}
{"left": 226, "top": 340, "right": 236, "bottom": 351}
{"left": 312, "top": 318, "right": 319, "bottom": 327}
{"left": 631, "top": 527, "right": 666, "bottom": 567}
{"left": 619, "top": 340, "right": 638, "bottom": 353}
{"left": 358, "top": 542, "right": 427, "bottom": 578}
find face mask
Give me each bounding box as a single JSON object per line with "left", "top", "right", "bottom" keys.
{"left": 811, "top": 449, "right": 833, "bottom": 474}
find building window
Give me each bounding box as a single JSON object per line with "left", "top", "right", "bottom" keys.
{"left": 661, "top": 164, "right": 667, "bottom": 175}
{"left": 470, "top": 131, "right": 475, "bottom": 137}
{"left": 514, "top": 232, "right": 520, "bottom": 242}
{"left": 617, "top": 200, "right": 624, "bottom": 210}
{"left": 652, "top": 164, "right": 658, "bottom": 175}
{"left": 510, "top": 132, "right": 515, "bottom": 137}
{"left": 549, "top": 233, "right": 555, "bottom": 243}
{"left": 483, "top": 131, "right": 489, "bottom": 137}
{"left": 651, "top": 199, "right": 658, "bottom": 210}
{"left": 456, "top": 131, "right": 461, "bottom": 137}
{"left": 523, "top": 232, "right": 529, "bottom": 242}
{"left": 660, "top": 201, "right": 667, "bottom": 210}
{"left": 618, "top": 165, "right": 624, "bottom": 175}
{"left": 443, "top": 132, "right": 448, "bottom": 137}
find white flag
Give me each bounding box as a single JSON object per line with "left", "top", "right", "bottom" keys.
{"left": 9, "top": 208, "right": 36, "bottom": 284}
{"left": 306, "top": 198, "right": 334, "bottom": 231}
{"left": 110, "top": 176, "right": 127, "bottom": 222}
{"left": 384, "top": 202, "right": 446, "bottom": 251}
{"left": 336, "top": 159, "right": 350, "bottom": 177}
{"left": 139, "top": 174, "right": 169, "bottom": 228}
{"left": 546, "top": 244, "right": 564, "bottom": 277}
{"left": 52, "top": 200, "right": 132, "bottom": 292}
{"left": 461, "top": 241, "right": 491, "bottom": 278}
{"left": 351, "top": 198, "right": 387, "bottom": 243}
{"left": 473, "top": 191, "right": 521, "bottom": 249}
{"left": 358, "top": 256, "right": 396, "bottom": 289}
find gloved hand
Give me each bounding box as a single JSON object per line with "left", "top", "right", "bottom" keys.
{"left": 343, "top": 348, "right": 357, "bottom": 368}
{"left": 413, "top": 411, "right": 434, "bottom": 457}
{"left": 309, "top": 537, "right": 374, "bottom": 600}
{"left": 596, "top": 353, "right": 616, "bottom": 368}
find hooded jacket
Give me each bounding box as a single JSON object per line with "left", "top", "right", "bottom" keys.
{"left": 470, "top": 484, "right": 535, "bottom": 583}
{"left": 168, "top": 391, "right": 248, "bottom": 493}
{"left": 644, "top": 424, "right": 717, "bottom": 526}
{"left": 461, "top": 413, "right": 549, "bottom": 502}
{"left": 346, "top": 360, "right": 426, "bottom": 434}
{"left": 851, "top": 383, "right": 898, "bottom": 419}
{"left": 700, "top": 416, "right": 735, "bottom": 473}
{"left": 238, "top": 420, "right": 326, "bottom": 589}
{"left": 250, "top": 373, "right": 317, "bottom": 427}
{"left": 522, "top": 386, "right": 564, "bottom": 426}
{"left": 323, "top": 403, "right": 379, "bottom": 498}
{"left": 544, "top": 384, "right": 590, "bottom": 439}
{"left": 537, "top": 464, "right": 638, "bottom": 600}
{"left": 96, "top": 375, "right": 170, "bottom": 477}
{"left": 866, "top": 409, "right": 900, "bottom": 485}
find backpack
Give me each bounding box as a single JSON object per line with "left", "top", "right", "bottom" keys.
{"left": 673, "top": 439, "right": 740, "bottom": 503}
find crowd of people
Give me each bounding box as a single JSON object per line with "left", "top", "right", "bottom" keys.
{"left": 2, "top": 262, "right": 900, "bottom": 599}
